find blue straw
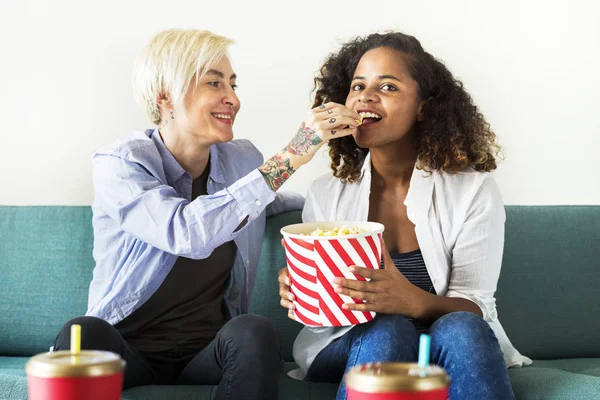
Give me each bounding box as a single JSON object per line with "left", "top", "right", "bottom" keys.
{"left": 418, "top": 334, "right": 431, "bottom": 369}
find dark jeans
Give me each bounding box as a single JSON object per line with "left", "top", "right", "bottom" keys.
{"left": 306, "top": 312, "right": 515, "bottom": 400}
{"left": 53, "top": 314, "right": 282, "bottom": 400}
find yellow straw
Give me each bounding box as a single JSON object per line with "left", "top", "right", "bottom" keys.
{"left": 70, "top": 324, "right": 81, "bottom": 355}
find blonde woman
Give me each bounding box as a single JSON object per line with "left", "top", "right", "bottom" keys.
{"left": 52, "top": 29, "right": 360, "bottom": 399}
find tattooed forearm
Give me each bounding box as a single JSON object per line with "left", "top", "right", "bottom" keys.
{"left": 285, "top": 122, "right": 323, "bottom": 156}
{"left": 259, "top": 152, "right": 297, "bottom": 192}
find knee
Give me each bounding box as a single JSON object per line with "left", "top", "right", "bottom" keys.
{"left": 222, "top": 315, "right": 280, "bottom": 355}
{"left": 55, "top": 316, "right": 115, "bottom": 350}
{"left": 430, "top": 312, "right": 496, "bottom": 354}
{"left": 361, "top": 315, "right": 419, "bottom": 358}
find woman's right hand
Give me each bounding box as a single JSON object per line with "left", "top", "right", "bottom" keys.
{"left": 288, "top": 102, "right": 361, "bottom": 153}
{"left": 259, "top": 102, "right": 360, "bottom": 192}
{"left": 278, "top": 266, "right": 296, "bottom": 321}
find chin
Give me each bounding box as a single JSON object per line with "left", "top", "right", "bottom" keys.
{"left": 215, "top": 130, "right": 235, "bottom": 143}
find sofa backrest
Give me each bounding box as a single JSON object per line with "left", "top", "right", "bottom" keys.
{"left": 0, "top": 207, "right": 93, "bottom": 356}
{"left": 496, "top": 206, "right": 600, "bottom": 360}
{"left": 1, "top": 206, "right": 599, "bottom": 362}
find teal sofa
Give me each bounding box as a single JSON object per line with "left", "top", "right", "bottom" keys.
{"left": 1, "top": 206, "right": 599, "bottom": 400}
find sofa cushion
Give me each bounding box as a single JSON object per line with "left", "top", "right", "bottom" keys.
{"left": 509, "top": 358, "right": 600, "bottom": 399}
{"left": 0, "top": 207, "right": 93, "bottom": 356}
{"left": 497, "top": 206, "right": 600, "bottom": 360}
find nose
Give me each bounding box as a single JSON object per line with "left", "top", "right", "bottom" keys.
{"left": 223, "top": 87, "right": 240, "bottom": 112}
{"left": 358, "top": 86, "right": 378, "bottom": 103}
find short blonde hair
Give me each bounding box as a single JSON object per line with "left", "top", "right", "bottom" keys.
{"left": 133, "top": 29, "right": 234, "bottom": 125}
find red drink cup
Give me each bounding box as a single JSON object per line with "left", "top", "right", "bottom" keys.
{"left": 345, "top": 362, "right": 450, "bottom": 400}
{"left": 281, "top": 221, "right": 384, "bottom": 327}
{"left": 25, "top": 350, "right": 125, "bottom": 400}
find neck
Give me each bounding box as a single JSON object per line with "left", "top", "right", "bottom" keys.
{"left": 370, "top": 136, "right": 418, "bottom": 188}
{"left": 159, "top": 127, "right": 211, "bottom": 180}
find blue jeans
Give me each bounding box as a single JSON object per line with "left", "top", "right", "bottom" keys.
{"left": 306, "top": 312, "right": 515, "bottom": 400}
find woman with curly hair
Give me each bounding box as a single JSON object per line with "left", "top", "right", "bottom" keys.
{"left": 278, "top": 32, "right": 531, "bottom": 400}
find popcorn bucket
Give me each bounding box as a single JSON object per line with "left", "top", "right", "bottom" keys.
{"left": 281, "top": 221, "right": 384, "bottom": 327}
{"left": 345, "top": 362, "right": 450, "bottom": 400}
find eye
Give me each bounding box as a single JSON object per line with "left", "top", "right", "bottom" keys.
{"left": 381, "top": 84, "right": 397, "bottom": 91}
{"left": 208, "top": 81, "right": 220, "bottom": 88}
{"left": 231, "top": 84, "right": 238, "bottom": 90}
{"left": 351, "top": 83, "right": 364, "bottom": 91}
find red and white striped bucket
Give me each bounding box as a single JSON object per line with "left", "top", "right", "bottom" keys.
{"left": 281, "top": 221, "right": 385, "bottom": 327}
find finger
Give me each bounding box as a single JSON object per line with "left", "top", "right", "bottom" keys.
{"left": 334, "top": 286, "right": 374, "bottom": 302}
{"left": 279, "top": 284, "right": 295, "bottom": 301}
{"left": 320, "top": 127, "right": 356, "bottom": 142}
{"left": 347, "top": 265, "right": 387, "bottom": 281}
{"left": 280, "top": 238, "right": 284, "bottom": 247}
{"left": 315, "top": 105, "right": 360, "bottom": 121}
{"left": 280, "top": 298, "right": 295, "bottom": 310}
{"left": 342, "top": 302, "right": 377, "bottom": 312}
{"left": 288, "top": 309, "right": 296, "bottom": 320}
{"left": 278, "top": 268, "right": 291, "bottom": 286}
{"left": 316, "top": 114, "right": 360, "bottom": 130}
{"left": 332, "top": 276, "right": 377, "bottom": 291}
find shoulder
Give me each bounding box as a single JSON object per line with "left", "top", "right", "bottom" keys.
{"left": 434, "top": 168, "right": 500, "bottom": 201}
{"left": 215, "top": 139, "right": 264, "bottom": 166}
{"left": 92, "top": 130, "right": 163, "bottom": 177}
{"left": 434, "top": 169, "right": 504, "bottom": 218}
{"left": 95, "top": 130, "right": 156, "bottom": 159}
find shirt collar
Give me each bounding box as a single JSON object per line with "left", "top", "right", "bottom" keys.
{"left": 208, "top": 144, "right": 226, "bottom": 184}
{"left": 150, "top": 129, "right": 187, "bottom": 185}
{"left": 150, "top": 129, "right": 227, "bottom": 185}
{"left": 360, "top": 150, "right": 434, "bottom": 221}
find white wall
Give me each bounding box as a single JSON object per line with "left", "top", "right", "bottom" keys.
{"left": 1, "top": 0, "right": 598, "bottom": 205}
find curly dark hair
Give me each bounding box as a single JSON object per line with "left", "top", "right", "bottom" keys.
{"left": 313, "top": 32, "right": 502, "bottom": 182}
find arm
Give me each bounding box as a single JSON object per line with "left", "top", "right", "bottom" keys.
{"left": 93, "top": 154, "right": 275, "bottom": 260}
{"left": 335, "top": 176, "right": 504, "bottom": 324}
{"left": 259, "top": 103, "right": 360, "bottom": 192}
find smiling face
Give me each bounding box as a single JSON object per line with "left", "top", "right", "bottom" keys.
{"left": 345, "top": 47, "right": 423, "bottom": 149}
{"left": 176, "top": 56, "right": 240, "bottom": 145}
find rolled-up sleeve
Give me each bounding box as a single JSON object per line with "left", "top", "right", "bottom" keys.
{"left": 93, "top": 154, "right": 276, "bottom": 259}
{"left": 446, "top": 176, "right": 505, "bottom": 322}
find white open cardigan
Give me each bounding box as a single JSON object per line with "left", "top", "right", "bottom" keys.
{"left": 290, "top": 152, "right": 532, "bottom": 379}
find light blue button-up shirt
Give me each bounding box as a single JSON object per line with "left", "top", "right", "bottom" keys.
{"left": 86, "top": 129, "right": 303, "bottom": 325}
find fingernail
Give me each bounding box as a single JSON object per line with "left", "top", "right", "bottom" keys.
{"left": 333, "top": 277, "right": 342, "bottom": 284}
{"left": 349, "top": 267, "right": 356, "bottom": 273}
{"left": 288, "top": 294, "right": 294, "bottom": 301}
{"left": 289, "top": 304, "right": 295, "bottom": 310}
{"left": 342, "top": 304, "right": 349, "bottom": 310}
{"left": 334, "top": 286, "right": 342, "bottom": 293}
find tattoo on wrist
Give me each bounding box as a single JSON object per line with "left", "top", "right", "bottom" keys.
{"left": 286, "top": 122, "right": 323, "bottom": 156}
{"left": 259, "top": 152, "right": 296, "bottom": 192}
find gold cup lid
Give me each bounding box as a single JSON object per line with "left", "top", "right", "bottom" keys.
{"left": 25, "top": 350, "right": 125, "bottom": 378}
{"left": 345, "top": 362, "right": 450, "bottom": 393}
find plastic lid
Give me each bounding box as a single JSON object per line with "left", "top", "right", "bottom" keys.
{"left": 345, "top": 362, "right": 450, "bottom": 393}
{"left": 25, "top": 350, "right": 125, "bottom": 378}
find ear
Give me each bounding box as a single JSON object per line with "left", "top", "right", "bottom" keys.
{"left": 156, "top": 92, "right": 172, "bottom": 113}
{"left": 417, "top": 98, "right": 429, "bottom": 122}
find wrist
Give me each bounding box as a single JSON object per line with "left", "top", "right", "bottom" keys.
{"left": 410, "top": 289, "right": 430, "bottom": 319}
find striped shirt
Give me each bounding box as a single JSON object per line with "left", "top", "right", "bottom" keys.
{"left": 389, "top": 249, "right": 436, "bottom": 333}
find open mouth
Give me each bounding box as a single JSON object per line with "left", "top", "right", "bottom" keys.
{"left": 211, "top": 113, "right": 233, "bottom": 124}
{"left": 358, "top": 111, "right": 382, "bottom": 126}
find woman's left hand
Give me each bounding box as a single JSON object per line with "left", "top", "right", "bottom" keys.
{"left": 332, "top": 243, "right": 425, "bottom": 316}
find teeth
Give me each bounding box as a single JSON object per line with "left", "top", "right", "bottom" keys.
{"left": 214, "top": 114, "right": 232, "bottom": 120}
{"left": 358, "top": 111, "right": 382, "bottom": 119}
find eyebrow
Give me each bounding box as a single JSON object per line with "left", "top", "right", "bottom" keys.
{"left": 205, "top": 69, "right": 237, "bottom": 80}
{"left": 352, "top": 75, "right": 401, "bottom": 82}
